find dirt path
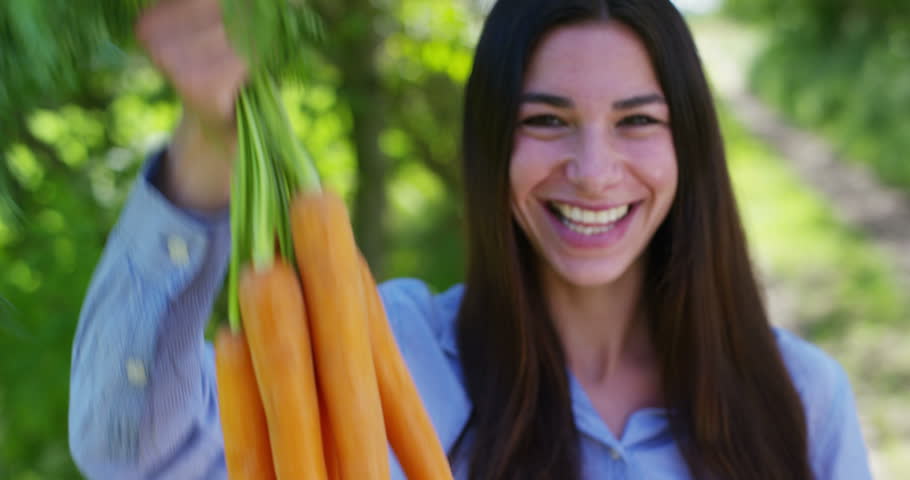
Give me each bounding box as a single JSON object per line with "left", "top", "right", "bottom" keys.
{"left": 692, "top": 19, "right": 910, "bottom": 478}
{"left": 694, "top": 21, "right": 910, "bottom": 291}
{"left": 725, "top": 90, "right": 910, "bottom": 288}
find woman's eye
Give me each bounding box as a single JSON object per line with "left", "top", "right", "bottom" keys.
{"left": 618, "top": 114, "right": 659, "bottom": 127}
{"left": 521, "top": 114, "right": 567, "bottom": 128}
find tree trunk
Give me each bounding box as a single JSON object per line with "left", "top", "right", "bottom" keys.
{"left": 347, "top": 83, "right": 388, "bottom": 277}
{"left": 314, "top": 2, "right": 390, "bottom": 277}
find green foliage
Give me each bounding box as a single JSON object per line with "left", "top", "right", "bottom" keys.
{"left": 0, "top": 1, "right": 102, "bottom": 133}
{"left": 725, "top": 0, "right": 910, "bottom": 35}
{"left": 377, "top": 0, "right": 476, "bottom": 288}
{"left": 726, "top": 0, "right": 910, "bottom": 191}
{"left": 1, "top": 1, "right": 907, "bottom": 477}
{"left": 0, "top": 62, "right": 175, "bottom": 478}
{"left": 0, "top": 0, "right": 322, "bottom": 136}
{"left": 721, "top": 104, "right": 910, "bottom": 479}
{"left": 722, "top": 105, "right": 909, "bottom": 334}
{"left": 0, "top": 1, "right": 477, "bottom": 477}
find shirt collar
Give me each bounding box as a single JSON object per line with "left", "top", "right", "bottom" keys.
{"left": 436, "top": 284, "right": 463, "bottom": 357}
{"left": 568, "top": 370, "right": 673, "bottom": 449}
{"left": 438, "top": 284, "right": 672, "bottom": 450}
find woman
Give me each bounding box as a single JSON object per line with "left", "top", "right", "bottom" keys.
{"left": 69, "top": 0, "right": 872, "bottom": 478}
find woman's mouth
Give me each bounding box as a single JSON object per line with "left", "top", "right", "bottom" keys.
{"left": 547, "top": 200, "right": 633, "bottom": 235}
{"left": 543, "top": 199, "right": 640, "bottom": 249}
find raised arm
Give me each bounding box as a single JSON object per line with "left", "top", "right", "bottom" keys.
{"left": 69, "top": 0, "right": 246, "bottom": 477}
{"left": 69, "top": 149, "right": 232, "bottom": 478}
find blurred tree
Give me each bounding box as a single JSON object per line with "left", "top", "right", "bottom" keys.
{"left": 724, "top": 0, "right": 910, "bottom": 190}
{"left": 310, "top": 0, "right": 393, "bottom": 275}
{"left": 306, "top": 0, "right": 476, "bottom": 277}
{"left": 0, "top": 1, "right": 480, "bottom": 477}
{"left": 0, "top": 63, "right": 175, "bottom": 477}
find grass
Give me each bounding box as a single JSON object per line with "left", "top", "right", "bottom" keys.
{"left": 720, "top": 104, "right": 910, "bottom": 479}
{"left": 748, "top": 31, "right": 910, "bottom": 193}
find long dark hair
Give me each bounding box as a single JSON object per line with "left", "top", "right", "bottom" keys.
{"left": 455, "top": 0, "right": 812, "bottom": 478}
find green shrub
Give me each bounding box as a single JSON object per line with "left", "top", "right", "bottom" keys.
{"left": 726, "top": 0, "right": 910, "bottom": 191}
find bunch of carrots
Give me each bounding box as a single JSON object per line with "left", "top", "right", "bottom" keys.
{"left": 206, "top": 4, "right": 453, "bottom": 476}
{"left": 50, "top": 0, "right": 450, "bottom": 475}
{"left": 213, "top": 70, "right": 454, "bottom": 478}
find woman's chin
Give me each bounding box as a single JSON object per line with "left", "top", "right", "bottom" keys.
{"left": 549, "top": 257, "right": 636, "bottom": 289}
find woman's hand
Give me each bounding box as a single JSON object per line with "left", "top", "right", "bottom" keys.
{"left": 136, "top": 0, "right": 248, "bottom": 212}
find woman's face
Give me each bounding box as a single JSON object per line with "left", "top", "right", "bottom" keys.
{"left": 510, "top": 21, "right": 678, "bottom": 288}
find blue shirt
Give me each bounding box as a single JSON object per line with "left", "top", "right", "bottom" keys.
{"left": 69, "top": 151, "right": 873, "bottom": 479}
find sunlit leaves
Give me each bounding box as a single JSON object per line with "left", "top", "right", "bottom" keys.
{"left": 282, "top": 82, "right": 357, "bottom": 199}
{"left": 30, "top": 107, "right": 106, "bottom": 168}
{"left": 379, "top": 128, "right": 412, "bottom": 158}
{"left": 5, "top": 146, "right": 44, "bottom": 191}
{"left": 748, "top": 17, "right": 910, "bottom": 190}
{"left": 7, "top": 261, "right": 40, "bottom": 294}
{"left": 389, "top": 161, "right": 445, "bottom": 220}
{"left": 110, "top": 94, "right": 179, "bottom": 146}
{"left": 1, "top": 0, "right": 111, "bottom": 131}
{"left": 0, "top": 1, "right": 479, "bottom": 477}
{"left": 381, "top": 0, "right": 475, "bottom": 83}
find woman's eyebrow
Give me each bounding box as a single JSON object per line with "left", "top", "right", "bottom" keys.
{"left": 520, "top": 92, "right": 573, "bottom": 108}
{"left": 520, "top": 92, "right": 665, "bottom": 110}
{"left": 612, "top": 93, "right": 665, "bottom": 110}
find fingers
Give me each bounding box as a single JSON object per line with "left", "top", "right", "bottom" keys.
{"left": 152, "top": 22, "right": 237, "bottom": 77}
{"left": 136, "top": 0, "right": 222, "bottom": 40}
{"left": 135, "top": 0, "right": 247, "bottom": 131}
{"left": 136, "top": 0, "right": 222, "bottom": 45}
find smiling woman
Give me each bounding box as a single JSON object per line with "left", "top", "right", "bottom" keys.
{"left": 69, "top": 0, "right": 872, "bottom": 479}
{"left": 455, "top": 0, "right": 872, "bottom": 479}
{"left": 507, "top": 23, "right": 677, "bottom": 448}
{"left": 510, "top": 22, "right": 677, "bottom": 288}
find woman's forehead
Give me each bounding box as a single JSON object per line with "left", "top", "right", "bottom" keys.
{"left": 523, "top": 21, "right": 662, "bottom": 102}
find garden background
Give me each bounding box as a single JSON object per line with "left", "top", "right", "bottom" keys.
{"left": 1, "top": 0, "right": 908, "bottom": 477}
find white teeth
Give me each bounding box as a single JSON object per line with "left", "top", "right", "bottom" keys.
{"left": 562, "top": 219, "right": 615, "bottom": 236}
{"left": 570, "top": 206, "right": 583, "bottom": 221}
{"left": 552, "top": 201, "right": 630, "bottom": 227}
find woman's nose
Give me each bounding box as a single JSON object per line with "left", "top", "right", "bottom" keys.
{"left": 565, "top": 132, "right": 624, "bottom": 195}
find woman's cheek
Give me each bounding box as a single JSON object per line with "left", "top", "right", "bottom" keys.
{"left": 510, "top": 137, "right": 563, "bottom": 194}
{"left": 626, "top": 138, "right": 678, "bottom": 190}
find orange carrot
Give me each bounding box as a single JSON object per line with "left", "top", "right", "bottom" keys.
{"left": 320, "top": 400, "right": 341, "bottom": 480}
{"left": 214, "top": 328, "right": 277, "bottom": 480}
{"left": 239, "top": 260, "right": 328, "bottom": 479}
{"left": 291, "top": 191, "right": 390, "bottom": 480}
{"left": 359, "top": 258, "right": 455, "bottom": 480}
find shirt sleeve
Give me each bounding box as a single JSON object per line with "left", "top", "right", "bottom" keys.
{"left": 775, "top": 328, "right": 874, "bottom": 480}
{"left": 68, "top": 148, "right": 230, "bottom": 479}
{"left": 810, "top": 361, "right": 873, "bottom": 480}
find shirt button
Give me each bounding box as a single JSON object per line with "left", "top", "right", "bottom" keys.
{"left": 167, "top": 234, "right": 190, "bottom": 267}
{"left": 609, "top": 447, "right": 622, "bottom": 460}
{"left": 126, "top": 358, "right": 148, "bottom": 387}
